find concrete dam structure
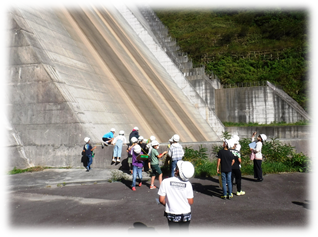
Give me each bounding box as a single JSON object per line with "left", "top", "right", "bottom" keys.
{"left": 7, "top": 4, "right": 310, "bottom": 170}
{"left": 7, "top": 5, "right": 222, "bottom": 170}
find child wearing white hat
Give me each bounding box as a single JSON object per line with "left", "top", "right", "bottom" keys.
{"left": 83, "top": 137, "right": 96, "bottom": 172}
{"left": 111, "top": 130, "right": 127, "bottom": 163}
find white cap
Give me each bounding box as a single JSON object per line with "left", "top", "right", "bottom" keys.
{"left": 84, "top": 137, "right": 90, "bottom": 143}
{"left": 177, "top": 161, "right": 195, "bottom": 181}
{"left": 225, "top": 139, "right": 234, "bottom": 149}
{"left": 172, "top": 134, "right": 180, "bottom": 142}
{"left": 150, "top": 136, "right": 156, "bottom": 141}
{"left": 131, "top": 137, "right": 138, "bottom": 143}
{"left": 119, "top": 130, "right": 124, "bottom": 135}
{"left": 236, "top": 144, "right": 241, "bottom": 151}
{"left": 110, "top": 128, "right": 115, "bottom": 132}
{"left": 133, "top": 144, "right": 141, "bottom": 154}
{"left": 134, "top": 127, "right": 139, "bottom": 131}
{"left": 138, "top": 136, "right": 144, "bottom": 142}
{"left": 260, "top": 134, "right": 267, "bottom": 142}
{"left": 152, "top": 140, "right": 159, "bottom": 147}
{"left": 231, "top": 135, "right": 240, "bottom": 143}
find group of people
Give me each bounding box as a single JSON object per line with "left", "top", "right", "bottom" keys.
{"left": 216, "top": 132, "right": 267, "bottom": 199}
{"left": 99, "top": 128, "right": 187, "bottom": 190}
{"left": 82, "top": 128, "right": 267, "bottom": 231}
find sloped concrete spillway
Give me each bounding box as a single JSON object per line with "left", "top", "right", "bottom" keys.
{"left": 8, "top": 5, "right": 220, "bottom": 169}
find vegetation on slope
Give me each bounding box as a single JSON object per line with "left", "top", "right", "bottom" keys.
{"left": 154, "top": 9, "right": 309, "bottom": 110}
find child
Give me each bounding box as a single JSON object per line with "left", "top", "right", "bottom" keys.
{"left": 111, "top": 130, "right": 127, "bottom": 163}
{"left": 216, "top": 139, "right": 235, "bottom": 199}
{"left": 149, "top": 141, "right": 167, "bottom": 189}
{"left": 168, "top": 134, "right": 184, "bottom": 177}
{"left": 138, "top": 136, "right": 148, "bottom": 171}
{"left": 158, "top": 160, "right": 195, "bottom": 230}
{"left": 83, "top": 137, "right": 96, "bottom": 172}
{"left": 101, "top": 128, "right": 115, "bottom": 147}
{"left": 229, "top": 137, "right": 245, "bottom": 196}
{"left": 127, "top": 137, "right": 138, "bottom": 174}
{"left": 131, "top": 144, "right": 144, "bottom": 191}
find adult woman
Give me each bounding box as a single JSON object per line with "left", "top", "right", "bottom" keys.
{"left": 251, "top": 132, "right": 267, "bottom": 182}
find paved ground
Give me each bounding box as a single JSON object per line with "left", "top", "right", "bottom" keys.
{"left": 4, "top": 168, "right": 314, "bottom": 235}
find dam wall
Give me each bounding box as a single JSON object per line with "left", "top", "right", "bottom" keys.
{"left": 6, "top": 5, "right": 310, "bottom": 171}
{"left": 7, "top": 5, "right": 220, "bottom": 170}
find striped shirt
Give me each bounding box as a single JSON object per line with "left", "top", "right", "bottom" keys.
{"left": 168, "top": 143, "right": 184, "bottom": 161}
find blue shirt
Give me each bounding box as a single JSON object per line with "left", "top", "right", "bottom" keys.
{"left": 103, "top": 132, "right": 114, "bottom": 139}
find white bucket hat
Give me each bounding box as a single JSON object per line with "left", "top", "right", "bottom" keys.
{"left": 260, "top": 134, "right": 267, "bottom": 142}
{"left": 177, "top": 161, "right": 195, "bottom": 181}
{"left": 131, "top": 137, "right": 138, "bottom": 143}
{"left": 84, "top": 137, "right": 90, "bottom": 143}
{"left": 172, "top": 134, "right": 180, "bottom": 142}
{"left": 134, "top": 144, "right": 141, "bottom": 154}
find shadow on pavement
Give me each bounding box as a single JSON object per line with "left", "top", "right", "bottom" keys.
{"left": 192, "top": 177, "right": 223, "bottom": 199}
{"left": 128, "top": 222, "right": 160, "bottom": 237}
{"left": 241, "top": 176, "right": 258, "bottom": 182}
{"left": 292, "top": 200, "right": 317, "bottom": 211}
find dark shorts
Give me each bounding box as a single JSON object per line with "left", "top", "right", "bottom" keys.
{"left": 150, "top": 164, "right": 162, "bottom": 177}
{"left": 102, "top": 137, "right": 111, "bottom": 142}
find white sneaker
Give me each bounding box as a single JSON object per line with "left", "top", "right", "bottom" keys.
{"left": 237, "top": 191, "right": 245, "bottom": 196}
{"left": 116, "top": 158, "right": 120, "bottom": 162}
{"left": 112, "top": 158, "right": 115, "bottom": 162}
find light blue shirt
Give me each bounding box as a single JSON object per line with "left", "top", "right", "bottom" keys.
{"left": 103, "top": 132, "right": 114, "bottom": 139}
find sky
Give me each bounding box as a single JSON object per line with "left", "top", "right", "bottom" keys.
{"left": 0, "top": 0, "right": 7, "bottom": 8}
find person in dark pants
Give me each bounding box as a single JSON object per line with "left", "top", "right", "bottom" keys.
{"left": 229, "top": 139, "right": 245, "bottom": 196}
{"left": 251, "top": 132, "right": 267, "bottom": 181}
{"left": 127, "top": 127, "right": 139, "bottom": 174}
{"left": 216, "top": 139, "right": 235, "bottom": 199}
{"left": 83, "top": 137, "right": 96, "bottom": 172}
{"left": 101, "top": 128, "right": 115, "bottom": 148}
{"left": 158, "top": 160, "right": 195, "bottom": 232}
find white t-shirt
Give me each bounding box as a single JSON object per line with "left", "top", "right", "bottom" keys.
{"left": 158, "top": 176, "right": 193, "bottom": 214}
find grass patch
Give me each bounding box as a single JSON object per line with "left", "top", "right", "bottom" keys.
{"left": 9, "top": 166, "right": 72, "bottom": 175}
{"left": 0, "top": 166, "right": 47, "bottom": 175}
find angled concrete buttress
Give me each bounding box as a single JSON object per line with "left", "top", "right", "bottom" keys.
{"left": 7, "top": 5, "right": 220, "bottom": 170}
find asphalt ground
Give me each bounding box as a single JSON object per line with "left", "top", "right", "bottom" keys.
{"left": 4, "top": 169, "right": 314, "bottom": 236}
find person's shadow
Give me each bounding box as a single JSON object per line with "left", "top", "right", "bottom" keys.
{"left": 128, "top": 222, "right": 160, "bottom": 237}
{"left": 292, "top": 200, "right": 318, "bottom": 211}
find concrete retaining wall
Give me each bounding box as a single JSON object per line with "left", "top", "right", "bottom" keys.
{"left": 215, "top": 86, "right": 306, "bottom": 124}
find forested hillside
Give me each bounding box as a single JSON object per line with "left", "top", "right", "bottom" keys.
{"left": 154, "top": 9, "right": 309, "bottom": 111}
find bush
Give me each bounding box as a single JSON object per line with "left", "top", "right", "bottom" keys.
{"left": 234, "top": 137, "right": 310, "bottom": 174}
{"left": 183, "top": 145, "right": 217, "bottom": 177}
{"left": 283, "top": 152, "right": 311, "bottom": 172}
